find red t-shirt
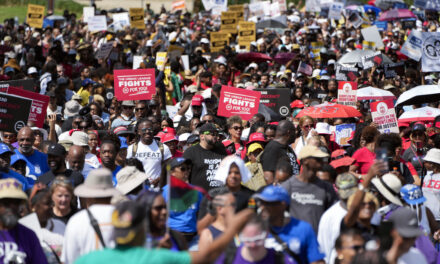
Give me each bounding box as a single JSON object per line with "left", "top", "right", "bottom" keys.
{"left": 352, "top": 147, "right": 376, "bottom": 175}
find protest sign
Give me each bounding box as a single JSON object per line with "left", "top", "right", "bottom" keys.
{"left": 249, "top": 1, "right": 267, "bottom": 17}
{"left": 373, "top": 21, "right": 388, "bottom": 31}
{"left": 338, "top": 81, "right": 357, "bottom": 107}
{"left": 335, "top": 123, "right": 356, "bottom": 146}
{"left": 415, "top": 0, "right": 440, "bottom": 10}
{"left": 88, "top": 16, "right": 107, "bottom": 31}
{"left": 217, "top": 86, "right": 260, "bottom": 120}
{"left": 129, "top": 8, "right": 145, "bottom": 29}
{"left": 27, "top": 4, "right": 45, "bottom": 28}
{"left": 421, "top": 32, "right": 440, "bottom": 72}
{"left": 114, "top": 69, "right": 156, "bottom": 101}
{"left": 384, "top": 62, "right": 405, "bottom": 78}
{"left": 238, "top": 22, "right": 256, "bottom": 48}
{"left": 181, "top": 55, "right": 190, "bottom": 71}
{"left": 172, "top": 0, "right": 186, "bottom": 12}
{"left": 0, "top": 92, "right": 32, "bottom": 133}
{"left": 202, "top": 0, "right": 214, "bottom": 11}
{"left": 328, "top": 2, "right": 343, "bottom": 20}
{"left": 95, "top": 42, "right": 114, "bottom": 60}
{"left": 348, "top": 12, "right": 363, "bottom": 28}
{"left": 210, "top": 32, "right": 229, "bottom": 52}
{"left": 255, "top": 88, "right": 290, "bottom": 117}
{"left": 156, "top": 52, "right": 167, "bottom": 71}
{"left": 0, "top": 87, "right": 49, "bottom": 128}
{"left": 228, "top": 5, "right": 244, "bottom": 20}
{"left": 112, "top": 12, "right": 130, "bottom": 30}
{"left": 305, "top": 0, "right": 321, "bottom": 12}
{"left": 221, "top": 11, "right": 238, "bottom": 34}
{"left": 400, "top": 30, "right": 423, "bottom": 61}
{"left": 362, "top": 40, "right": 376, "bottom": 50}
{"left": 0, "top": 79, "right": 35, "bottom": 92}
{"left": 361, "top": 26, "right": 384, "bottom": 49}
{"left": 274, "top": 0, "right": 287, "bottom": 12}
{"left": 361, "top": 51, "right": 383, "bottom": 69}
{"left": 402, "top": 20, "right": 416, "bottom": 30}
{"left": 335, "top": 64, "right": 359, "bottom": 81}
{"left": 270, "top": 2, "right": 281, "bottom": 17}
{"left": 166, "top": 105, "right": 179, "bottom": 120}
{"left": 132, "top": 56, "right": 143, "bottom": 69}
{"left": 371, "top": 100, "right": 399, "bottom": 133}
{"left": 83, "top": 7, "right": 95, "bottom": 23}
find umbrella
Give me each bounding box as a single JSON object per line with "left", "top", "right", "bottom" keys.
{"left": 379, "top": 9, "right": 416, "bottom": 21}
{"left": 357, "top": 87, "right": 396, "bottom": 100}
{"left": 363, "top": 5, "right": 381, "bottom": 16}
{"left": 395, "top": 85, "right": 440, "bottom": 106}
{"left": 296, "top": 102, "right": 362, "bottom": 118}
{"left": 338, "top": 50, "right": 393, "bottom": 67}
{"left": 398, "top": 106, "right": 440, "bottom": 123}
{"left": 236, "top": 52, "right": 273, "bottom": 63}
{"left": 256, "top": 16, "right": 287, "bottom": 29}
{"left": 273, "top": 53, "right": 296, "bottom": 64}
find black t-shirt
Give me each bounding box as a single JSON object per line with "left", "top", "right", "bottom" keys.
{"left": 51, "top": 207, "right": 78, "bottom": 225}
{"left": 260, "top": 140, "right": 300, "bottom": 175}
{"left": 183, "top": 143, "right": 227, "bottom": 191}
{"left": 37, "top": 169, "right": 84, "bottom": 187}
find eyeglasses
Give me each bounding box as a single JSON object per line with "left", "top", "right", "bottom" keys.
{"left": 232, "top": 126, "right": 243, "bottom": 131}
{"left": 135, "top": 107, "right": 146, "bottom": 112}
{"left": 152, "top": 205, "right": 166, "bottom": 211}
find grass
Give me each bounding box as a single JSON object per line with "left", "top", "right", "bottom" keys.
{"left": 0, "top": 0, "right": 84, "bottom": 23}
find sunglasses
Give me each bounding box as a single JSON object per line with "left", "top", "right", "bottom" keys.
{"left": 232, "top": 126, "right": 243, "bottom": 131}
{"left": 203, "top": 131, "right": 218, "bottom": 137}
{"left": 141, "top": 128, "right": 154, "bottom": 134}
{"left": 177, "top": 166, "right": 189, "bottom": 172}
{"left": 135, "top": 107, "right": 146, "bottom": 111}
{"left": 303, "top": 124, "right": 314, "bottom": 129}
{"left": 123, "top": 106, "right": 134, "bottom": 109}
{"left": 3, "top": 134, "right": 15, "bottom": 138}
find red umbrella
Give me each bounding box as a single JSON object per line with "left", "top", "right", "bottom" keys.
{"left": 379, "top": 9, "right": 416, "bottom": 21}
{"left": 236, "top": 52, "right": 273, "bottom": 63}
{"left": 296, "top": 102, "right": 362, "bottom": 118}
{"left": 274, "top": 53, "right": 296, "bottom": 64}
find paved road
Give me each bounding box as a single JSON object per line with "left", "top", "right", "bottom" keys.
{"left": 74, "top": 0, "right": 194, "bottom": 13}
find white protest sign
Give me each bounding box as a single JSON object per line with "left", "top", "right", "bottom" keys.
{"left": 112, "top": 12, "right": 130, "bottom": 31}
{"left": 348, "top": 12, "right": 362, "bottom": 28}
{"left": 249, "top": 2, "right": 266, "bottom": 17}
{"left": 270, "top": 2, "right": 281, "bottom": 17}
{"left": 400, "top": 30, "right": 423, "bottom": 61}
{"left": 361, "top": 26, "right": 384, "bottom": 49}
{"left": 181, "top": 55, "right": 190, "bottom": 71}
{"left": 338, "top": 81, "right": 357, "bottom": 107}
{"left": 83, "top": 7, "right": 94, "bottom": 23}
{"left": 166, "top": 105, "right": 179, "bottom": 120}
{"left": 305, "top": 0, "right": 321, "bottom": 12}
{"left": 421, "top": 32, "right": 440, "bottom": 72}
{"left": 132, "top": 56, "right": 143, "bottom": 69}
{"left": 202, "top": 0, "right": 214, "bottom": 10}
{"left": 88, "top": 16, "right": 107, "bottom": 31}
{"left": 371, "top": 100, "right": 399, "bottom": 133}
{"left": 274, "top": 0, "right": 287, "bottom": 12}
{"left": 328, "top": 2, "right": 344, "bottom": 20}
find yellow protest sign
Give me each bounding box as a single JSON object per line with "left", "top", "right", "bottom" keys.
{"left": 210, "top": 32, "right": 229, "bottom": 53}
{"left": 27, "top": 4, "right": 45, "bottom": 28}
{"left": 221, "top": 11, "right": 238, "bottom": 34}
{"left": 238, "top": 21, "right": 256, "bottom": 49}
{"left": 229, "top": 5, "right": 244, "bottom": 21}
{"left": 156, "top": 52, "right": 167, "bottom": 71}
{"left": 129, "top": 8, "right": 145, "bottom": 29}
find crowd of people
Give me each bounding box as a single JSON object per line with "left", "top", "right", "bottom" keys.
{"left": 0, "top": 1, "right": 440, "bottom": 264}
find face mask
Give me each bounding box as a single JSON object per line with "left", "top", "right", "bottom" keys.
{"left": 0, "top": 211, "right": 18, "bottom": 229}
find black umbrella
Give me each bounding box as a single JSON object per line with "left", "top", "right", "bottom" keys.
{"left": 256, "top": 16, "right": 287, "bottom": 29}
{"left": 258, "top": 104, "right": 282, "bottom": 122}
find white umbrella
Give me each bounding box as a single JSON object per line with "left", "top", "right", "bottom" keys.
{"left": 398, "top": 106, "right": 440, "bottom": 122}
{"left": 395, "top": 85, "right": 440, "bottom": 106}
{"left": 337, "top": 50, "right": 393, "bottom": 67}
{"left": 357, "top": 86, "right": 396, "bottom": 101}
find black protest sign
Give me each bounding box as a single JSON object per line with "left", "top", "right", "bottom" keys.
{"left": 0, "top": 79, "right": 35, "bottom": 92}
{"left": 402, "top": 20, "right": 416, "bottom": 30}
{"left": 361, "top": 51, "right": 383, "bottom": 69}
{"left": 384, "top": 62, "right": 405, "bottom": 78}
{"left": 95, "top": 41, "right": 114, "bottom": 60}
{"left": 335, "top": 64, "right": 360, "bottom": 81}
{"left": 255, "top": 88, "right": 290, "bottom": 116}
{"left": 0, "top": 92, "right": 32, "bottom": 133}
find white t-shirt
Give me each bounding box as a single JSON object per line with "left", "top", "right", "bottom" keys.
{"left": 398, "top": 247, "right": 428, "bottom": 264}
{"left": 422, "top": 172, "right": 440, "bottom": 220}
{"left": 126, "top": 140, "right": 172, "bottom": 180}
{"left": 61, "top": 204, "right": 115, "bottom": 264}
{"left": 317, "top": 202, "right": 347, "bottom": 264}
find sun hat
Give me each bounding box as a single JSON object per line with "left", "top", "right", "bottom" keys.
{"left": 423, "top": 148, "right": 440, "bottom": 165}
{"left": 400, "top": 184, "right": 426, "bottom": 205}
{"left": 116, "top": 166, "right": 148, "bottom": 195}
{"left": 335, "top": 173, "right": 358, "bottom": 199}
{"left": 254, "top": 185, "right": 290, "bottom": 205}
{"left": 70, "top": 131, "right": 89, "bottom": 147}
{"left": 389, "top": 207, "right": 424, "bottom": 238}
{"left": 371, "top": 173, "right": 403, "bottom": 206}
{"left": 74, "top": 168, "right": 121, "bottom": 198}
{"left": 64, "top": 100, "right": 81, "bottom": 118}
{"left": 121, "top": 100, "right": 135, "bottom": 107}
{"left": 161, "top": 133, "right": 178, "bottom": 143}
{"left": 112, "top": 200, "right": 146, "bottom": 245}
{"left": 0, "top": 179, "right": 27, "bottom": 200}
{"left": 178, "top": 133, "right": 191, "bottom": 142}
{"left": 298, "top": 145, "right": 329, "bottom": 160}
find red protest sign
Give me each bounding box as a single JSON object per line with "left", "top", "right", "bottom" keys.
{"left": 371, "top": 99, "right": 399, "bottom": 134}
{"left": 0, "top": 86, "right": 49, "bottom": 128}
{"left": 217, "top": 86, "right": 260, "bottom": 120}
{"left": 337, "top": 81, "right": 357, "bottom": 108}
{"left": 114, "top": 69, "right": 156, "bottom": 101}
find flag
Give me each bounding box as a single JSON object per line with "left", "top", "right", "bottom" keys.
{"left": 169, "top": 176, "right": 206, "bottom": 212}
{"left": 298, "top": 62, "right": 313, "bottom": 76}
{"left": 172, "top": 0, "right": 186, "bottom": 12}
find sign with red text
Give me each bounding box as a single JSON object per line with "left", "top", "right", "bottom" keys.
{"left": 371, "top": 100, "right": 399, "bottom": 134}
{"left": 338, "top": 81, "right": 357, "bottom": 107}
{"left": 114, "top": 69, "right": 156, "bottom": 101}
{"left": 0, "top": 92, "right": 32, "bottom": 133}
{"left": 217, "top": 86, "right": 260, "bottom": 120}
{"left": 255, "top": 88, "right": 290, "bottom": 116}
{"left": 0, "top": 87, "right": 49, "bottom": 128}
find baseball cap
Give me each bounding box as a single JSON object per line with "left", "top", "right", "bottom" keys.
{"left": 47, "top": 143, "right": 67, "bottom": 157}
{"left": 199, "top": 123, "right": 218, "bottom": 134}
{"left": 247, "top": 133, "right": 266, "bottom": 145}
{"left": 72, "top": 94, "right": 82, "bottom": 101}
{"left": 335, "top": 173, "right": 358, "bottom": 199}
{"left": 200, "top": 38, "right": 209, "bottom": 44}
{"left": 178, "top": 133, "right": 191, "bottom": 142}
{"left": 298, "top": 145, "right": 329, "bottom": 160}
{"left": 81, "top": 78, "right": 95, "bottom": 87}
{"left": 0, "top": 178, "right": 27, "bottom": 200}
{"left": 389, "top": 207, "right": 424, "bottom": 238}
{"left": 254, "top": 185, "right": 290, "bottom": 205}
{"left": 315, "top": 122, "right": 331, "bottom": 135}
{"left": 187, "top": 134, "right": 199, "bottom": 144}
{"left": 400, "top": 184, "right": 426, "bottom": 205}
{"left": 57, "top": 77, "right": 68, "bottom": 86}
{"left": 412, "top": 122, "right": 426, "bottom": 132}
{"left": 424, "top": 148, "right": 440, "bottom": 165}
{"left": 168, "top": 157, "right": 192, "bottom": 170}
{"left": 112, "top": 200, "right": 146, "bottom": 245}
{"left": 116, "top": 166, "right": 148, "bottom": 195}
{"left": 191, "top": 94, "right": 204, "bottom": 106}
{"left": 27, "top": 67, "right": 37, "bottom": 75}
{"left": 0, "top": 143, "right": 13, "bottom": 155}
{"left": 330, "top": 149, "right": 355, "bottom": 168}
{"left": 247, "top": 143, "right": 263, "bottom": 155}
{"left": 290, "top": 100, "right": 305, "bottom": 109}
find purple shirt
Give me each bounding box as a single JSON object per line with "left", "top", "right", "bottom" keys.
{"left": 0, "top": 223, "right": 48, "bottom": 264}
{"left": 232, "top": 246, "right": 297, "bottom": 264}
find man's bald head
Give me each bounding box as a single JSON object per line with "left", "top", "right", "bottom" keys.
{"left": 67, "top": 145, "right": 85, "bottom": 172}
{"left": 276, "top": 120, "right": 296, "bottom": 145}
{"left": 17, "top": 126, "right": 35, "bottom": 155}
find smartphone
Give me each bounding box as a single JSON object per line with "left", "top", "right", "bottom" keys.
{"left": 375, "top": 148, "right": 389, "bottom": 174}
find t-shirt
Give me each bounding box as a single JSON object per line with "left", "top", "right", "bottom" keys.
{"left": 0, "top": 224, "right": 48, "bottom": 264}
{"left": 402, "top": 144, "right": 426, "bottom": 177}
{"left": 352, "top": 147, "right": 375, "bottom": 175}
{"left": 61, "top": 204, "right": 115, "bottom": 264}
{"left": 75, "top": 247, "right": 191, "bottom": 264}
{"left": 12, "top": 149, "right": 50, "bottom": 187}
{"left": 183, "top": 143, "right": 227, "bottom": 191}
{"left": 422, "top": 172, "right": 440, "bottom": 220}
{"left": 398, "top": 247, "right": 428, "bottom": 264}
{"left": 266, "top": 217, "right": 325, "bottom": 264}
{"left": 127, "top": 141, "right": 172, "bottom": 180}
{"left": 261, "top": 141, "right": 300, "bottom": 175}
{"left": 0, "top": 170, "right": 30, "bottom": 191}
{"left": 37, "top": 169, "right": 84, "bottom": 187}
{"left": 281, "top": 176, "right": 338, "bottom": 233}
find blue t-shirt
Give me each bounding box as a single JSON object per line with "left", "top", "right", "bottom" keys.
{"left": 162, "top": 184, "right": 203, "bottom": 233}
{"left": 267, "top": 217, "right": 324, "bottom": 264}
{"left": 0, "top": 170, "right": 30, "bottom": 191}
{"left": 12, "top": 149, "right": 49, "bottom": 188}
{"left": 112, "top": 166, "right": 122, "bottom": 186}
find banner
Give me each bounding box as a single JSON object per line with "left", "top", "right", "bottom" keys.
{"left": 335, "top": 64, "right": 359, "bottom": 81}
{"left": 338, "top": 81, "right": 357, "bottom": 107}
{"left": 361, "top": 51, "right": 383, "bottom": 69}
{"left": 27, "top": 4, "right": 45, "bottom": 28}
{"left": 361, "top": 26, "right": 384, "bottom": 49}
{"left": 328, "top": 2, "right": 343, "bottom": 19}
{"left": 0, "top": 92, "right": 32, "bottom": 133}
{"left": 95, "top": 42, "right": 114, "bottom": 60}
{"left": 172, "top": 0, "right": 186, "bottom": 12}
{"left": 371, "top": 100, "right": 399, "bottom": 133}
{"left": 221, "top": 11, "right": 238, "bottom": 34}
{"left": 238, "top": 22, "right": 256, "bottom": 49}
{"left": 255, "top": 88, "right": 290, "bottom": 116}
{"left": 421, "top": 32, "right": 440, "bottom": 72}
{"left": 384, "top": 62, "right": 405, "bottom": 79}
{"left": 114, "top": 69, "right": 156, "bottom": 101}
{"left": 129, "top": 8, "right": 145, "bottom": 29}
{"left": 0, "top": 79, "right": 35, "bottom": 92}
{"left": 83, "top": 7, "right": 95, "bottom": 23}
{"left": 210, "top": 32, "right": 229, "bottom": 52}
{"left": 217, "top": 86, "right": 261, "bottom": 120}
{"left": 400, "top": 30, "right": 423, "bottom": 62}
{"left": 0, "top": 87, "right": 49, "bottom": 128}
{"left": 88, "top": 16, "right": 107, "bottom": 31}
{"left": 335, "top": 123, "right": 356, "bottom": 146}
{"left": 156, "top": 52, "right": 167, "bottom": 71}
{"left": 229, "top": 5, "right": 244, "bottom": 20}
